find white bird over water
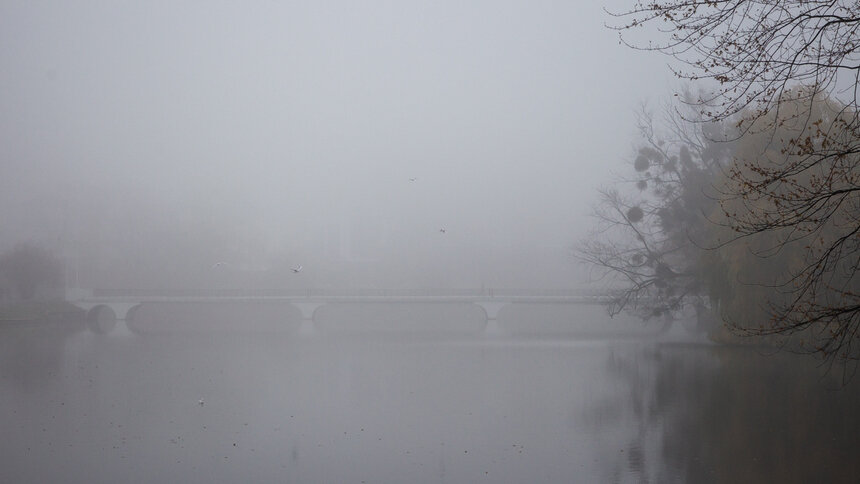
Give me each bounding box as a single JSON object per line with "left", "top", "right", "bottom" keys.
{"left": 292, "top": 265, "right": 303, "bottom": 273}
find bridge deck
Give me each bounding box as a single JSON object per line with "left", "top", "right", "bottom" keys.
{"left": 77, "top": 288, "right": 609, "bottom": 305}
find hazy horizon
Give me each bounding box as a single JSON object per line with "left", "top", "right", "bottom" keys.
{"left": 0, "top": 1, "right": 671, "bottom": 290}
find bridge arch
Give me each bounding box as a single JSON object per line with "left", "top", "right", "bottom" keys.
{"left": 473, "top": 301, "right": 508, "bottom": 321}
{"left": 77, "top": 302, "right": 142, "bottom": 333}
{"left": 124, "top": 304, "right": 144, "bottom": 335}
{"left": 86, "top": 305, "right": 117, "bottom": 334}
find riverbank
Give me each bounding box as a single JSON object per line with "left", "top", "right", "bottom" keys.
{"left": 0, "top": 300, "right": 85, "bottom": 323}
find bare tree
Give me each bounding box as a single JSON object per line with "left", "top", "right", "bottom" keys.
{"left": 577, "top": 102, "right": 730, "bottom": 328}
{"left": 608, "top": 1, "right": 859, "bottom": 122}
{"left": 708, "top": 90, "right": 860, "bottom": 363}
{"left": 609, "top": 1, "right": 860, "bottom": 362}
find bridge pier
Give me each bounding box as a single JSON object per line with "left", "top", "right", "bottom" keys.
{"left": 291, "top": 302, "right": 323, "bottom": 321}
{"left": 474, "top": 302, "right": 508, "bottom": 336}
{"left": 474, "top": 301, "right": 508, "bottom": 321}
{"left": 290, "top": 302, "right": 321, "bottom": 336}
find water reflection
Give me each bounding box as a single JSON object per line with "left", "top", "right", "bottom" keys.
{"left": 590, "top": 344, "right": 860, "bottom": 483}
{"left": 0, "top": 317, "right": 85, "bottom": 391}
{"left": 0, "top": 317, "right": 857, "bottom": 483}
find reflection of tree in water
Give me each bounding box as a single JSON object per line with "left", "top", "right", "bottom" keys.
{"left": 0, "top": 319, "right": 85, "bottom": 391}
{"left": 583, "top": 344, "right": 860, "bottom": 483}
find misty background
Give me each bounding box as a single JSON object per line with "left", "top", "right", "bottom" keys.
{"left": 0, "top": 1, "right": 669, "bottom": 291}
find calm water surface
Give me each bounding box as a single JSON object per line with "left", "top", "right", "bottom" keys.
{"left": 1, "top": 311, "right": 858, "bottom": 483}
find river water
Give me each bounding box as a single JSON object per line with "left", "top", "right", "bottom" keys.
{"left": 1, "top": 307, "right": 858, "bottom": 483}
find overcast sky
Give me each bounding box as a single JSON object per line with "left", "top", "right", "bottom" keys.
{"left": 1, "top": 1, "right": 670, "bottom": 260}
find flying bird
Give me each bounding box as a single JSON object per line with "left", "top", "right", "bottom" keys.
{"left": 211, "top": 262, "right": 228, "bottom": 269}
{"left": 439, "top": 228, "right": 446, "bottom": 234}
{"left": 291, "top": 265, "right": 303, "bottom": 273}
{"left": 409, "top": 177, "right": 417, "bottom": 182}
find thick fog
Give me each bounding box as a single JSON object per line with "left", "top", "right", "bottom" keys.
{"left": 0, "top": 1, "right": 669, "bottom": 291}
{"left": 6, "top": 5, "right": 860, "bottom": 484}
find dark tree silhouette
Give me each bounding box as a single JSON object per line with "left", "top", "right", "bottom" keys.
{"left": 0, "top": 243, "right": 63, "bottom": 300}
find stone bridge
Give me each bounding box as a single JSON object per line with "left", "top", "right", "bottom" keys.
{"left": 69, "top": 287, "right": 625, "bottom": 335}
